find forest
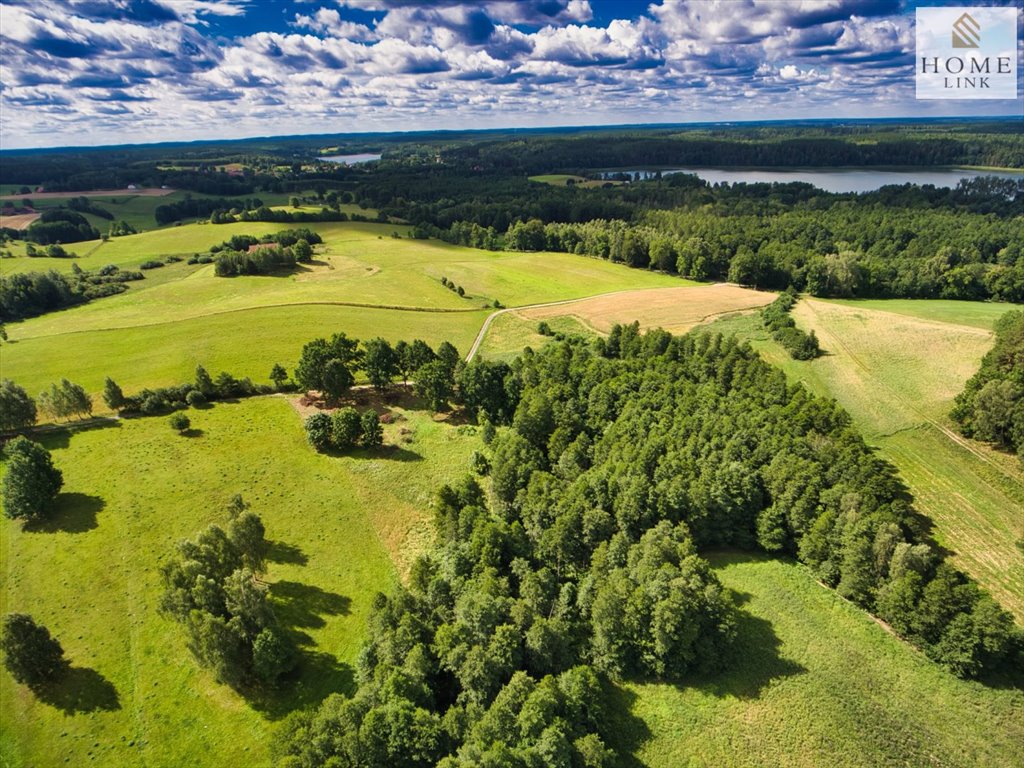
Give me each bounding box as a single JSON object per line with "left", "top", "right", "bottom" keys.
{"left": 952, "top": 310, "right": 1024, "bottom": 458}
{"left": 275, "top": 326, "right": 1021, "bottom": 768}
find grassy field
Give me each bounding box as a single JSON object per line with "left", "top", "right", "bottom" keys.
{"left": 2, "top": 304, "right": 489, "bottom": 404}
{"left": 3, "top": 221, "right": 693, "bottom": 403}
{"left": 0, "top": 396, "right": 481, "bottom": 768}
{"left": 618, "top": 553, "right": 1024, "bottom": 768}
{"left": 476, "top": 313, "right": 593, "bottom": 361}
{"left": 706, "top": 299, "right": 1024, "bottom": 622}
{"left": 528, "top": 174, "right": 620, "bottom": 188}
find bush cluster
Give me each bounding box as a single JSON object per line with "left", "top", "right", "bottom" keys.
{"left": 761, "top": 290, "right": 820, "bottom": 360}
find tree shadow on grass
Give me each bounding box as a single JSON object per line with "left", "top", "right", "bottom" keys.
{"left": 677, "top": 591, "right": 806, "bottom": 700}
{"left": 321, "top": 444, "right": 423, "bottom": 462}
{"left": 271, "top": 581, "right": 351, "bottom": 632}
{"left": 267, "top": 540, "right": 309, "bottom": 566}
{"left": 34, "top": 418, "right": 121, "bottom": 450}
{"left": 600, "top": 681, "right": 652, "bottom": 768}
{"left": 375, "top": 445, "right": 423, "bottom": 462}
{"left": 25, "top": 493, "right": 103, "bottom": 534}
{"left": 245, "top": 580, "right": 355, "bottom": 719}
{"left": 33, "top": 666, "right": 120, "bottom": 714}
{"left": 246, "top": 652, "right": 355, "bottom": 720}
{"left": 181, "top": 428, "right": 204, "bottom": 438}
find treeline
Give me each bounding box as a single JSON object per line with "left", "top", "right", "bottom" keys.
{"left": 293, "top": 333, "right": 464, "bottom": 412}
{"left": 105, "top": 365, "right": 270, "bottom": 416}
{"left": 211, "top": 229, "right": 322, "bottom": 277}
{"left": 279, "top": 327, "right": 1019, "bottom": 767}
{"left": 228, "top": 206, "right": 359, "bottom": 225}
{"left": 24, "top": 209, "right": 100, "bottom": 245}
{"left": 432, "top": 185, "right": 1023, "bottom": 301}
{"left": 0, "top": 264, "right": 143, "bottom": 321}
{"left": 762, "top": 291, "right": 820, "bottom": 359}
{"left": 154, "top": 196, "right": 263, "bottom": 226}
{"left": 435, "top": 130, "right": 1024, "bottom": 174}
{"left": 952, "top": 310, "right": 1024, "bottom": 457}
{"left": 66, "top": 196, "right": 114, "bottom": 220}
{"left": 209, "top": 228, "right": 323, "bottom": 254}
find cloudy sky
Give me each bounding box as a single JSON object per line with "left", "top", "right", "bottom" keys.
{"left": 0, "top": 0, "right": 1020, "bottom": 149}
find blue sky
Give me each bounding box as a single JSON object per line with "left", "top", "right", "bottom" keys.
{"left": 0, "top": 0, "right": 1020, "bottom": 149}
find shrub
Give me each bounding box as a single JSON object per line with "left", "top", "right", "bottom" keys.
{"left": 305, "top": 413, "right": 333, "bottom": 451}
{"left": 169, "top": 413, "right": 191, "bottom": 433}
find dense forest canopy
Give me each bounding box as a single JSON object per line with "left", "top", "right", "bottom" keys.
{"left": 276, "top": 327, "right": 1020, "bottom": 768}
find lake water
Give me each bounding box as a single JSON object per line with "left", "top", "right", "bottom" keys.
{"left": 320, "top": 153, "right": 382, "bottom": 165}
{"left": 601, "top": 167, "right": 1023, "bottom": 193}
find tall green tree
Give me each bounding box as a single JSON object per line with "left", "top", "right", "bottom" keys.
{"left": 304, "top": 413, "right": 333, "bottom": 452}
{"left": 1, "top": 437, "right": 63, "bottom": 521}
{"left": 102, "top": 377, "right": 125, "bottom": 411}
{"left": 269, "top": 364, "right": 289, "bottom": 391}
{"left": 331, "top": 407, "right": 362, "bottom": 448}
{"left": 361, "top": 410, "right": 383, "bottom": 448}
{"left": 414, "top": 360, "right": 453, "bottom": 411}
{"left": 363, "top": 338, "right": 399, "bottom": 391}
{"left": 195, "top": 365, "right": 216, "bottom": 398}
{"left": 229, "top": 512, "right": 267, "bottom": 573}
{"left": 1, "top": 613, "right": 68, "bottom": 686}
{"left": 0, "top": 379, "right": 36, "bottom": 432}
{"left": 321, "top": 359, "right": 354, "bottom": 403}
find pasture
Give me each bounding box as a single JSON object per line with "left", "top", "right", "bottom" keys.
{"left": 0, "top": 396, "right": 481, "bottom": 768}
{"left": 2, "top": 222, "right": 693, "bottom": 402}
{"left": 707, "top": 299, "right": 1024, "bottom": 622}
{"left": 621, "top": 553, "right": 1024, "bottom": 768}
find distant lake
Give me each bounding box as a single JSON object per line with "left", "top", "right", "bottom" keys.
{"left": 320, "top": 153, "right": 382, "bottom": 165}
{"left": 600, "top": 167, "right": 1023, "bottom": 194}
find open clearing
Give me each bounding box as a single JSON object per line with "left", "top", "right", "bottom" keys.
{"left": 707, "top": 298, "right": 1024, "bottom": 622}
{"left": 0, "top": 212, "right": 40, "bottom": 229}
{"left": 0, "top": 396, "right": 480, "bottom": 768}
{"left": 621, "top": 553, "right": 1024, "bottom": 768}
{"left": 475, "top": 284, "right": 773, "bottom": 360}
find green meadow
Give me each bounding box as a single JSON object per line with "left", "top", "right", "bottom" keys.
{"left": 0, "top": 397, "right": 481, "bottom": 768}
{"left": 2, "top": 220, "right": 686, "bottom": 402}
{"left": 620, "top": 554, "right": 1024, "bottom": 768}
